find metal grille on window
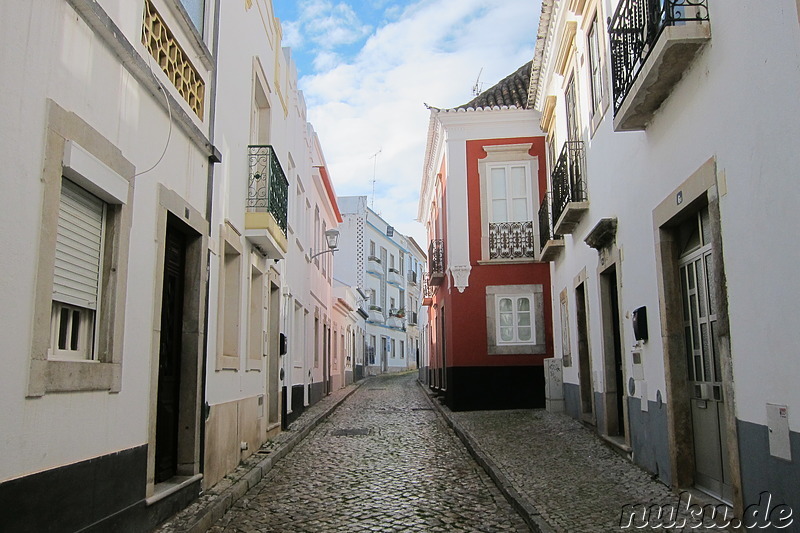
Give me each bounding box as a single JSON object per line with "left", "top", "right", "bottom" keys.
{"left": 489, "top": 221, "right": 535, "bottom": 259}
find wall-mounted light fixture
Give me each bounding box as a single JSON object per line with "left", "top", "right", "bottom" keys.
{"left": 310, "top": 228, "right": 340, "bottom": 260}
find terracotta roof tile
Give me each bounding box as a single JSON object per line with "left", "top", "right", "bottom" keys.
{"left": 455, "top": 62, "right": 532, "bottom": 110}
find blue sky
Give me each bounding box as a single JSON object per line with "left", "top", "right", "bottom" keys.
{"left": 272, "top": 0, "right": 541, "bottom": 244}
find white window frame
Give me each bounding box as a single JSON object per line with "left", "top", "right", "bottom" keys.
{"left": 495, "top": 294, "right": 536, "bottom": 346}
{"left": 487, "top": 162, "right": 533, "bottom": 223}
{"left": 485, "top": 284, "right": 546, "bottom": 355}
{"left": 477, "top": 144, "right": 539, "bottom": 263}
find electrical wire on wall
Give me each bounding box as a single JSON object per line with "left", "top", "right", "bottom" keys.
{"left": 134, "top": 54, "right": 173, "bottom": 177}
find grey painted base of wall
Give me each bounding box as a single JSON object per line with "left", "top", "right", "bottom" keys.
{"left": 563, "top": 383, "right": 670, "bottom": 485}
{"left": 0, "top": 444, "right": 200, "bottom": 533}
{"left": 354, "top": 365, "right": 364, "bottom": 381}
{"left": 627, "top": 396, "right": 671, "bottom": 486}
{"left": 737, "top": 419, "right": 800, "bottom": 515}
{"left": 309, "top": 380, "right": 324, "bottom": 406}
{"left": 564, "top": 382, "right": 581, "bottom": 420}
{"left": 345, "top": 371, "right": 353, "bottom": 386}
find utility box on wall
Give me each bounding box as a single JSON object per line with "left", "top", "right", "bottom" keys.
{"left": 767, "top": 403, "right": 791, "bottom": 461}
{"left": 544, "top": 358, "right": 564, "bottom": 413}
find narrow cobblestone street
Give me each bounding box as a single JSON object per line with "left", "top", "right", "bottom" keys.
{"left": 208, "top": 373, "right": 529, "bottom": 532}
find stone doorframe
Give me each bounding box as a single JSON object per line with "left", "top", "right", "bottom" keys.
{"left": 652, "top": 157, "right": 742, "bottom": 512}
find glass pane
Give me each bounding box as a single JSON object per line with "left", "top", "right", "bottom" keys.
{"left": 58, "top": 307, "right": 70, "bottom": 350}
{"left": 695, "top": 259, "right": 706, "bottom": 318}
{"left": 500, "top": 327, "right": 513, "bottom": 342}
{"left": 512, "top": 198, "right": 528, "bottom": 221}
{"left": 701, "top": 322, "right": 711, "bottom": 383}
{"left": 517, "top": 313, "right": 531, "bottom": 327}
{"left": 70, "top": 310, "right": 81, "bottom": 351}
{"left": 510, "top": 167, "right": 527, "bottom": 196}
{"left": 687, "top": 263, "right": 695, "bottom": 290}
{"left": 680, "top": 266, "right": 689, "bottom": 319}
{"left": 517, "top": 298, "right": 530, "bottom": 312}
{"left": 492, "top": 200, "right": 508, "bottom": 222}
{"left": 685, "top": 326, "right": 694, "bottom": 381}
{"left": 499, "top": 298, "right": 513, "bottom": 312}
{"left": 499, "top": 313, "right": 513, "bottom": 327}
{"left": 491, "top": 169, "right": 507, "bottom": 199}
{"left": 689, "top": 294, "right": 699, "bottom": 349}
{"left": 518, "top": 327, "right": 532, "bottom": 341}
{"left": 700, "top": 207, "right": 711, "bottom": 246}
{"left": 180, "top": 0, "right": 205, "bottom": 34}
{"left": 711, "top": 321, "right": 721, "bottom": 380}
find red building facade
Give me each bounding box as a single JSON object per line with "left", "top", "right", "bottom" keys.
{"left": 420, "top": 63, "right": 555, "bottom": 410}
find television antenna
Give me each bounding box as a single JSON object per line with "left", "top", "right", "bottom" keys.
{"left": 369, "top": 148, "right": 382, "bottom": 210}
{"left": 472, "top": 67, "right": 485, "bottom": 96}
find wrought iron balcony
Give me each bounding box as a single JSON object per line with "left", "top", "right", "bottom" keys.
{"left": 408, "top": 311, "right": 418, "bottom": 326}
{"left": 428, "top": 239, "right": 445, "bottom": 286}
{"left": 488, "top": 221, "right": 534, "bottom": 260}
{"left": 247, "top": 145, "right": 289, "bottom": 235}
{"left": 422, "top": 273, "right": 433, "bottom": 306}
{"left": 551, "top": 141, "right": 588, "bottom": 235}
{"left": 538, "top": 192, "right": 564, "bottom": 261}
{"left": 609, "top": 0, "right": 710, "bottom": 130}
{"left": 407, "top": 270, "right": 418, "bottom": 285}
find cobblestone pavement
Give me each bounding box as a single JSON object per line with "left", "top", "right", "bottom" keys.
{"left": 207, "top": 372, "right": 529, "bottom": 533}
{"left": 444, "top": 407, "right": 734, "bottom": 533}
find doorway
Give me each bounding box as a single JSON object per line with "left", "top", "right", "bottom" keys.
{"left": 155, "top": 222, "right": 186, "bottom": 483}
{"left": 575, "top": 282, "right": 594, "bottom": 423}
{"left": 678, "top": 208, "right": 731, "bottom": 501}
{"left": 600, "top": 266, "right": 626, "bottom": 438}
{"left": 380, "top": 335, "right": 388, "bottom": 373}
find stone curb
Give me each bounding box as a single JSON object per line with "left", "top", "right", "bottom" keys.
{"left": 164, "top": 380, "right": 365, "bottom": 533}
{"left": 418, "top": 382, "right": 555, "bottom": 533}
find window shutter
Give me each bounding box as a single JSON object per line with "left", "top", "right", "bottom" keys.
{"left": 53, "top": 179, "right": 105, "bottom": 309}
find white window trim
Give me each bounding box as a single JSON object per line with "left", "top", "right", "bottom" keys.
{"left": 495, "top": 294, "right": 536, "bottom": 346}
{"left": 477, "top": 144, "right": 539, "bottom": 262}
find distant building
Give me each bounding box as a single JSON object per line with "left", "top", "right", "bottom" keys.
{"left": 335, "top": 196, "right": 424, "bottom": 374}
{"left": 418, "top": 63, "right": 555, "bottom": 411}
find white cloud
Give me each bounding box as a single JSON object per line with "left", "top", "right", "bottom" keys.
{"left": 293, "top": 0, "right": 372, "bottom": 50}
{"left": 294, "top": 0, "right": 541, "bottom": 244}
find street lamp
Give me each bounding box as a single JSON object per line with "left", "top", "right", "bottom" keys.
{"left": 310, "top": 228, "right": 340, "bottom": 259}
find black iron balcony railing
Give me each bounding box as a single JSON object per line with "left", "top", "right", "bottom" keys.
{"left": 551, "top": 141, "right": 587, "bottom": 226}
{"left": 538, "top": 193, "right": 562, "bottom": 252}
{"left": 609, "top": 0, "right": 709, "bottom": 115}
{"left": 422, "top": 273, "right": 433, "bottom": 300}
{"left": 247, "top": 145, "right": 289, "bottom": 235}
{"left": 488, "top": 221, "right": 535, "bottom": 259}
{"left": 407, "top": 270, "right": 418, "bottom": 284}
{"left": 409, "top": 311, "right": 418, "bottom": 325}
{"left": 428, "top": 239, "right": 444, "bottom": 281}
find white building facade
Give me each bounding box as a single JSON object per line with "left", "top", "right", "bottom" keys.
{"left": 533, "top": 0, "right": 800, "bottom": 518}
{"left": 0, "top": 0, "right": 220, "bottom": 529}
{"left": 335, "top": 196, "right": 424, "bottom": 375}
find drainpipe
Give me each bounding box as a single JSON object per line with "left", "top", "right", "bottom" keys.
{"left": 200, "top": 0, "right": 223, "bottom": 478}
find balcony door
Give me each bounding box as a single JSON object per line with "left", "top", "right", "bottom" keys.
{"left": 488, "top": 162, "right": 534, "bottom": 259}
{"left": 489, "top": 163, "right": 531, "bottom": 224}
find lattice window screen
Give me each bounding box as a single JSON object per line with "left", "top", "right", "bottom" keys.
{"left": 142, "top": 0, "right": 205, "bottom": 118}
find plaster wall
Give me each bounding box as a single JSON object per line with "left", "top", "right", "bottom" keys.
{"left": 0, "top": 1, "right": 210, "bottom": 481}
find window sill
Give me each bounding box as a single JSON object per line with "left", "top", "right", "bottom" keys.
{"left": 477, "top": 259, "right": 537, "bottom": 266}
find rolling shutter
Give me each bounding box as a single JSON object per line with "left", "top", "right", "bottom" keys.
{"left": 53, "top": 179, "right": 105, "bottom": 309}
